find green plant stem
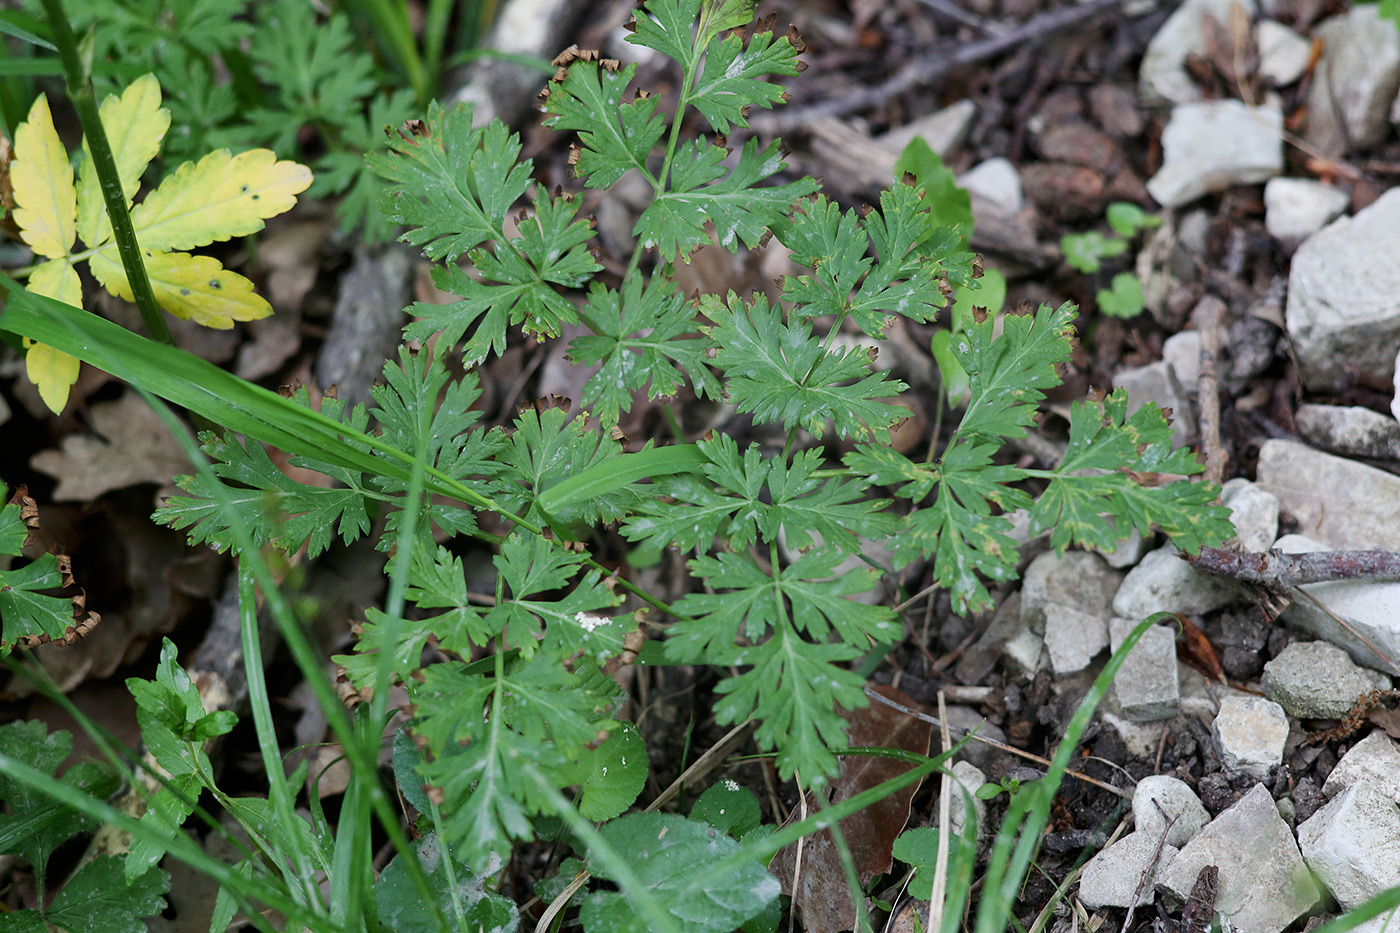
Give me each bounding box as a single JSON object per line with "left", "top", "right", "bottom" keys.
{"left": 237, "top": 562, "right": 326, "bottom": 913}
{"left": 37, "top": 0, "right": 172, "bottom": 345}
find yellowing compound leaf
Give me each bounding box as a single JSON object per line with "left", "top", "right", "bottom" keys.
{"left": 24, "top": 260, "right": 83, "bottom": 413}
{"left": 77, "top": 73, "right": 169, "bottom": 247}
{"left": 129, "top": 148, "right": 312, "bottom": 251}
{"left": 90, "top": 249, "right": 271, "bottom": 328}
{"left": 11, "top": 94, "right": 75, "bottom": 258}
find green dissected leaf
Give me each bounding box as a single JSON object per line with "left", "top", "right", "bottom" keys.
{"left": 697, "top": 0, "right": 756, "bottom": 48}
{"left": 153, "top": 398, "right": 375, "bottom": 558}
{"left": 569, "top": 278, "right": 720, "bottom": 425}
{"left": 893, "top": 137, "right": 973, "bottom": 248}
{"left": 628, "top": 0, "right": 704, "bottom": 67}
{"left": 496, "top": 407, "right": 640, "bottom": 530}
{"left": 403, "top": 185, "right": 600, "bottom": 363}
{"left": 690, "top": 779, "right": 761, "bottom": 838}
{"left": 489, "top": 532, "right": 627, "bottom": 660}
{"left": 953, "top": 301, "right": 1076, "bottom": 446}
{"left": 413, "top": 652, "right": 621, "bottom": 870}
{"left": 370, "top": 348, "right": 503, "bottom": 538}
{"left": 580, "top": 813, "right": 780, "bottom": 933}
{"left": 542, "top": 58, "right": 666, "bottom": 189}
{"left": 13, "top": 857, "right": 168, "bottom": 933}
{"left": 624, "top": 434, "right": 892, "bottom": 552}
{"left": 889, "top": 443, "right": 1030, "bottom": 614}
{"left": 1029, "top": 390, "right": 1234, "bottom": 554}
{"left": 333, "top": 607, "right": 445, "bottom": 694}
{"left": 0, "top": 721, "right": 115, "bottom": 877}
{"left": 1, "top": 487, "right": 73, "bottom": 652}
{"left": 0, "top": 552, "right": 73, "bottom": 650}
{"left": 719, "top": 628, "right": 868, "bottom": 781}
{"left": 369, "top": 102, "right": 532, "bottom": 263}
{"left": 703, "top": 291, "right": 908, "bottom": 438}
{"left": 247, "top": 0, "right": 376, "bottom": 151}
{"left": 690, "top": 22, "right": 802, "bottom": 134}
{"left": 376, "top": 833, "right": 520, "bottom": 933}
{"left": 636, "top": 138, "right": 818, "bottom": 257}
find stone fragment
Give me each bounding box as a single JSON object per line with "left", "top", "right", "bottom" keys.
{"left": 958, "top": 158, "right": 1023, "bottom": 215}
{"left": 1162, "top": 330, "right": 1202, "bottom": 392}
{"left": 1219, "top": 478, "right": 1279, "bottom": 553}
{"left": 1256, "top": 19, "right": 1312, "bottom": 86}
{"left": 1272, "top": 535, "right": 1400, "bottom": 674}
{"left": 1113, "top": 360, "right": 1193, "bottom": 447}
{"left": 881, "top": 99, "right": 977, "bottom": 158}
{"left": 1157, "top": 784, "right": 1321, "bottom": 933}
{"left": 1304, "top": 5, "right": 1400, "bottom": 156}
{"left": 1133, "top": 775, "right": 1210, "bottom": 846}
{"left": 1263, "top": 178, "right": 1349, "bottom": 247}
{"left": 1109, "top": 616, "right": 1180, "bottom": 721}
{"left": 1146, "top": 101, "right": 1283, "bottom": 209}
{"left": 1079, "top": 831, "right": 1178, "bottom": 908}
{"left": 1256, "top": 440, "right": 1400, "bottom": 550}
{"left": 1297, "top": 781, "right": 1400, "bottom": 909}
{"left": 1020, "top": 551, "right": 1121, "bottom": 674}
{"left": 1263, "top": 640, "right": 1392, "bottom": 718}
{"left": 1324, "top": 731, "right": 1400, "bottom": 803}
{"left": 1213, "top": 695, "right": 1288, "bottom": 779}
{"left": 949, "top": 761, "right": 988, "bottom": 842}
{"left": 1140, "top": 0, "right": 1258, "bottom": 103}
{"left": 1112, "top": 544, "right": 1247, "bottom": 620}
{"left": 1102, "top": 525, "right": 1151, "bottom": 569}
{"left": 1285, "top": 188, "right": 1400, "bottom": 390}
{"left": 1088, "top": 84, "right": 1146, "bottom": 138}
{"left": 1295, "top": 404, "right": 1400, "bottom": 461}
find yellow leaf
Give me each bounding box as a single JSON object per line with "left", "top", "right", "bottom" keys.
{"left": 24, "top": 259, "right": 83, "bottom": 413}
{"left": 77, "top": 73, "right": 170, "bottom": 248}
{"left": 129, "top": 148, "right": 312, "bottom": 252}
{"left": 90, "top": 249, "right": 272, "bottom": 329}
{"left": 11, "top": 94, "right": 76, "bottom": 259}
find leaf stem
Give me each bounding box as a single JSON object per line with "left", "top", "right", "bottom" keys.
{"left": 38, "top": 0, "right": 172, "bottom": 345}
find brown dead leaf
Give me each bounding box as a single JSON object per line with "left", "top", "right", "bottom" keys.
{"left": 769, "top": 685, "right": 934, "bottom": 933}
{"left": 30, "top": 393, "right": 190, "bottom": 501}
{"left": 1368, "top": 704, "right": 1400, "bottom": 741}
{"left": 1175, "top": 613, "right": 1226, "bottom": 683}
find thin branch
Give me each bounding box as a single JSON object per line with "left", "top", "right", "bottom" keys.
{"left": 1192, "top": 295, "right": 1228, "bottom": 486}
{"left": 1187, "top": 546, "right": 1400, "bottom": 590}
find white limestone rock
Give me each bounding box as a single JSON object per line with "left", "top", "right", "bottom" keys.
{"left": 1157, "top": 784, "right": 1321, "bottom": 933}
{"left": 1256, "top": 440, "right": 1400, "bottom": 551}
{"left": 1262, "top": 640, "right": 1391, "bottom": 719}
{"left": 1264, "top": 178, "right": 1349, "bottom": 248}
{"left": 1271, "top": 534, "right": 1400, "bottom": 675}
{"left": 1141, "top": 0, "right": 1258, "bottom": 103}
{"left": 1256, "top": 19, "right": 1312, "bottom": 86}
{"left": 1113, "top": 543, "right": 1248, "bottom": 620}
{"left": 1020, "top": 550, "right": 1121, "bottom": 675}
{"left": 958, "top": 157, "right": 1023, "bottom": 215}
{"left": 1324, "top": 730, "right": 1400, "bottom": 803}
{"left": 1220, "top": 478, "right": 1279, "bottom": 553}
{"left": 1146, "top": 100, "right": 1283, "bottom": 209}
{"left": 1213, "top": 695, "right": 1288, "bottom": 778}
{"left": 1109, "top": 616, "right": 1181, "bottom": 721}
{"left": 1285, "top": 188, "right": 1400, "bottom": 391}
{"left": 1295, "top": 404, "right": 1400, "bottom": 461}
{"left": 1304, "top": 5, "right": 1400, "bottom": 156}
{"left": 1133, "top": 775, "right": 1210, "bottom": 846}
{"left": 1079, "top": 831, "right": 1178, "bottom": 908}
{"left": 1297, "top": 781, "right": 1400, "bottom": 910}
